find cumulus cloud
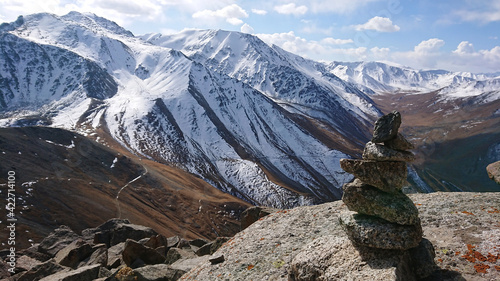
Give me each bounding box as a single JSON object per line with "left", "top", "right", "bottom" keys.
{"left": 274, "top": 3, "right": 308, "bottom": 16}
{"left": 453, "top": 0, "right": 500, "bottom": 23}
{"left": 453, "top": 41, "right": 475, "bottom": 54}
{"left": 414, "top": 38, "right": 445, "bottom": 53}
{"left": 321, "top": 37, "right": 354, "bottom": 45}
{"left": 353, "top": 16, "right": 400, "bottom": 32}
{"left": 241, "top": 23, "right": 254, "bottom": 34}
{"left": 251, "top": 8, "right": 267, "bottom": 15}
{"left": 192, "top": 4, "right": 248, "bottom": 25}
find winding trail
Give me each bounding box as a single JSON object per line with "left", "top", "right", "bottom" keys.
{"left": 115, "top": 163, "right": 148, "bottom": 218}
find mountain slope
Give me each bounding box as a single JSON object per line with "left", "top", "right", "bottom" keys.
{"left": 0, "top": 12, "right": 366, "bottom": 208}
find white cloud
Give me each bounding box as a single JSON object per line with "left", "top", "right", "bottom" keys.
{"left": 274, "top": 3, "right": 308, "bottom": 16}
{"left": 414, "top": 38, "right": 445, "bottom": 54}
{"left": 192, "top": 4, "right": 248, "bottom": 25}
{"left": 251, "top": 8, "right": 267, "bottom": 15}
{"left": 308, "top": 0, "right": 385, "bottom": 14}
{"left": 454, "top": 0, "right": 500, "bottom": 23}
{"left": 354, "top": 16, "right": 400, "bottom": 32}
{"left": 241, "top": 23, "right": 254, "bottom": 34}
{"left": 453, "top": 41, "right": 475, "bottom": 54}
{"left": 321, "top": 37, "right": 354, "bottom": 45}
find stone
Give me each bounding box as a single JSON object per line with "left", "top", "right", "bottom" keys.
{"left": 170, "top": 256, "right": 211, "bottom": 272}
{"left": 165, "top": 247, "right": 196, "bottom": 265}
{"left": 39, "top": 264, "right": 101, "bottom": 281}
{"left": 93, "top": 219, "right": 157, "bottom": 247}
{"left": 372, "top": 111, "right": 401, "bottom": 143}
{"left": 240, "top": 206, "right": 279, "bottom": 230}
{"left": 107, "top": 242, "right": 125, "bottom": 269}
{"left": 408, "top": 238, "right": 438, "bottom": 279}
{"left": 342, "top": 179, "right": 419, "bottom": 225}
{"left": 15, "top": 255, "right": 43, "bottom": 273}
{"left": 340, "top": 159, "right": 408, "bottom": 192}
{"left": 166, "top": 236, "right": 181, "bottom": 248}
{"left": 189, "top": 238, "right": 209, "bottom": 248}
{"left": 81, "top": 244, "right": 108, "bottom": 267}
{"left": 16, "top": 260, "right": 65, "bottom": 281}
{"left": 487, "top": 161, "right": 500, "bottom": 185}
{"left": 209, "top": 255, "right": 225, "bottom": 265}
{"left": 122, "top": 239, "right": 166, "bottom": 267}
{"left": 54, "top": 239, "right": 93, "bottom": 268}
{"left": 288, "top": 236, "right": 415, "bottom": 281}
{"left": 133, "top": 264, "right": 186, "bottom": 281}
{"left": 339, "top": 211, "right": 422, "bottom": 250}
{"left": 38, "top": 225, "right": 80, "bottom": 256}
{"left": 18, "top": 244, "right": 52, "bottom": 262}
{"left": 143, "top": 234, "right": 168, "bottom": 249}
{"left": 384, "top": 133, "right": 414, "bottom": 151}
{"left": 362, "top": 141, "right": 415, "bottom": 162}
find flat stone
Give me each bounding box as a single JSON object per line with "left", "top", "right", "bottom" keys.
{"left": 339, "top": 211, "right": 422, "bottom": 250}
{"left": 165, "top": 247, "right": 196, "bottom": 265}
{"left": 133, "top": 264, "right": 186, "bottom": 281}
{"left": 372, "top": 111, "right": 401, "bottom": 143}
{"left": 363, "top": 142, "right": 415, "bottom": 162}
{"left": 54, "top": 239, "right": 93, "bottom": 269}
{"left": 342, "top": 179, "right": 419, "bottom": 225}
{"left": 340, "top": 159, "right": 408, "bottom": 192}
{"left": 39, "top": 264, "right": 101, "bottom": 281}
{"left": 384, "top": 133, "right": 415, "bottom": 151}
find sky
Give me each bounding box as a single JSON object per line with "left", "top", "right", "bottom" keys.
{"left": 1, "top": 0, "right": 500, "bottom": 73}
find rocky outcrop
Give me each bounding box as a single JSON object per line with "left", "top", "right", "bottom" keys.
{"left": 180, "top": 192, "right": 500, "bottom": 281}
{"left": 487, "top": 161, "right": 500, "bottom": 184}
{"left": 4, "top": 219, "right": 224, "bottom": 281}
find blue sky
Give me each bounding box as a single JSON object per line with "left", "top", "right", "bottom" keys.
{"left": 1, "top": 0, "right": 500, "bottom": 73}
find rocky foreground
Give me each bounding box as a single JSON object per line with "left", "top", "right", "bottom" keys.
{"left": 1, "top": 192, "right": 499, "bottom": 281}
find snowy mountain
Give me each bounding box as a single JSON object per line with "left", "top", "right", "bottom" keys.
{"left": 0, "top": 12, "right": 378, "bottom": 208}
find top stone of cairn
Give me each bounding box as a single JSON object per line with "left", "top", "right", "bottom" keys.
{"left": 371, "top": 111, "right": 401, "bottom": 143}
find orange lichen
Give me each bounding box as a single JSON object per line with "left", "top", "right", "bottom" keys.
{"left": 455, "top": 251, "right": 461, "bottom": 256}
{"left": 488, "top": 207, "right": 499, "bottom": 213}
{"left": 495, "top": 265, "right": 500, "bottom": 272}
{"left": 486, "top": 253, "right": 499, "bottom": 263}
{"left": 474, "top": 263, "right": 490, "bottom": 274}
{"left": 462, "top": 211, "right": 475, "bottom": 216}
{"left": 247, "top": 264, "right": 255, "bottom": 270}
{"left": 437, "top": 258, "right": 443, "bottom": 263}
{"left": 260, "top": 238, "right": 265, "bottom": 241}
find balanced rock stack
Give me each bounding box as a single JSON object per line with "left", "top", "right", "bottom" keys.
{"left": 339, "top": 111, "right": 423, "bottom": 250}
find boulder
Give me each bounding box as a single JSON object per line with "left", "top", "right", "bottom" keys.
{"left": 54, "top": 239, "right": 93, "bottom": 268}
{"left": 189, "top": 238, "right": 209, "bottom": 248}
{"left": 408, "top": 238, "right": 438, "bottom": 279}
{"left": 39, "top": 264, "right": 101, "bottom": 281}
{"left": 133, "top": 264, "right": 186, "bottom": 281}
{"left": 81, "top": 244, "right": 108, "bottom": 267}
{"left": 289, "top": 236, "right": 415, "bottom": 281}
{"left": 240, "top": 206, "right": 279, "bottom": 230}
{"left": 143, "top": 234, "right": 168, "bottom": 249}
{"left": 372, "top": 111, "right": 401, "bottom": 143}
{"left": 342, "top": 179, "right": 419, "bottom": 225}
{"left": 339, "top": 211, "right": 422, "bottom": 250}
{"left": 93, "top": 220, "right": 157, "bottom": 247}
{"left": 107, "top": 242, "right": 125, "bottom": 269}
{"left": 339, "top": 159, "right": 407, "bottom": 192}
{"left": 38, "top": 225, "right": 80, "bottom": 256}
{"left": 15, "top": 255, "right": 43, "bottom": 273}
{"left": 166, "top": 236, "right": 181, "bottom": 248}
{"left": 122, "top": 239, "right": 166, "bottom": 267}
{"left": 16, "top": 259, "right": 65, "bottom": 281}
{"left": 384, "top": 133, "right": 414, "bottom": 151}
{"left": 362, "top": 141, "right": 415, "bottom": 162}
{"left": 165, "top": 247, "right": 196, "bottom": 265}
{"left": 486, "top": 161, "right": 500, "bottom": 185}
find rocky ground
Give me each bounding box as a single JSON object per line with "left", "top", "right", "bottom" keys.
{"left": 0, "top": 192, "right": 498, "bottom": 280}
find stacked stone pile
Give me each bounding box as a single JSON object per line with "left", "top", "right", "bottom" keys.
{"left": 339, "top": 111, "right": 423, "bottom": 250}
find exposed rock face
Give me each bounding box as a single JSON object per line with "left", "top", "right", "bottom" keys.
{"left": 487, "top": 161, "right": 500, "bottom": 184}
{"left": 180, "top": 192, "right": 500, "bottom": 281}
{"left": 363, "top": 141, "right": 415, "bottom": 162}
{"left": 339, "top": 159, "right": 407, "bottom": 192}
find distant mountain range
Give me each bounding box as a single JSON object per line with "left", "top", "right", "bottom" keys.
{"left": 0, "top": 12, "right": 499, "bottom": 219}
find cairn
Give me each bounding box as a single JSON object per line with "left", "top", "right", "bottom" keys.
{"left": 339, "top": 111, "right": 423, "bottom": 250}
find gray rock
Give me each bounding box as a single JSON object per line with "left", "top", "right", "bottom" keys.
{"left": 122, "top": 239, "right": 165, "bottom": 267}
{"left": 54, "top": 239, "right": 93, "bottom": 269}
{"left": 93, "top": 220, "right": 157, "bottom": 247}
{"left": 106, "top": 242, "right": 125, "bottom": 269}
{"left": 362, "top": 141, "right": 415, "bottom": 162}
{"left": 288, "top": 236, "right": 415, "bottom": 281}
{"left": 189, "top": 238, "right": 209, "bottom": 248}
{"left": 339, "top": 211, "right": 422, "bottom": 250}
{"left": 143, "top": 234, "right": 168, "bottom": 249}
{"left": 372, "top": 111, "right": 401, "bottom": 143}
{"left": 340, "top": 159, "right": 408, "bottom": 192}
{"left": 38, "top": 225, "right": 80, "bottom": 256}
{"left": 16, "top": 259, "right": 65, "bottom": 281}
{"left": 165, "top": 247, "right": 196, "bottom": 265}
{"left": 240, "top": 206, "right": 279, "bottom": 230}
{"left": 171, "top": 256, "right": 211, "bottom": 272}
{"left": 81, "top": 244, "right": 108, "bottom": 267}
{"left": 134, "top": 264, "right": 186, "bottom": 281}
{"left": 342, "top": 179, "right": 419, "bottom": 225}
{"left": 39, "top": 264, "right": 101, "bottom": 281}
{"left": 487, "top": 161, "right": 500, "bottom": 185}
{"left": 409, "top": 238, "right": 438, "bottom": 279}
{"left": 166, "top": 236, "right": 181, "bottom": 248}
{"left": 15, "top": 255, "right": 43, "bottom": 272}
{"left": 384, "top": 133, "right": 415, "bottom": 151}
